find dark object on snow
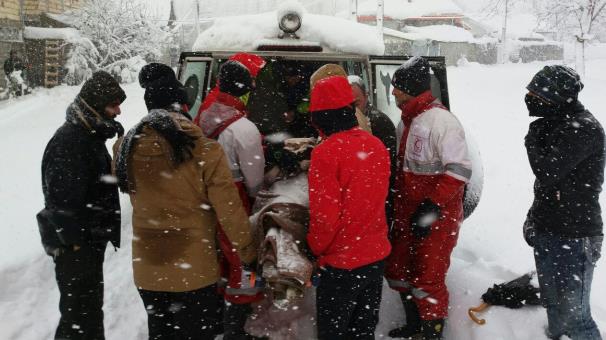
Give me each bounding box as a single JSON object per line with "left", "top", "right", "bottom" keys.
{"left": 391, "top": 56, "right": 431, "bottom": 97}
{"left": 468, "top": 273, "right": 540, "bottom": 325}
{"left": 218, "top": 60, "right": 253, "bottom": 97}
{"left": 481, "top": 273, "right": 541, "bottom": 308}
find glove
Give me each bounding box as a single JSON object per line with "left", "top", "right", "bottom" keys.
{"left": 410, "top": 199, "right": 441, "bottom": 238}
{"left": 523, "top": 218, "right": 536, "bottom": 248}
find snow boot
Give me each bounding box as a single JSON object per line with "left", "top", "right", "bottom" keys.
{"left": 420, "top": 319, "right": 445, "bottom": 340}
{"left": 388, "top": 295, "right": 422, "bottom": 338}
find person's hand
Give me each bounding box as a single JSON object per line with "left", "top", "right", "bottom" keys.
{"left": 523, "top": 219, "right": 536, "bottom": 248}
{"left": 410, "top": 199, "right": 441, "bottom": 238}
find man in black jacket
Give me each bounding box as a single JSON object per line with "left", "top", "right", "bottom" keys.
{"left": 39, "top": 71, "right": 126, "bottom": 340}
{"left": 524, "top": 65, "right": 604, "bottom": 340}
{"left": 349, "top": 75, "right": 397, "bottom": 227}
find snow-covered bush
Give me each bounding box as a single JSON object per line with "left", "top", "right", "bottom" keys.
{"left": 65, "top": 0, "right": 172, "bottom": 84}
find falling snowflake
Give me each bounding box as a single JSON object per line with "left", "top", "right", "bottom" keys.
{"left": 100, "top": 174, "right": 118, "bottom": 184}
{"left": 357, "top": 151, "right": 369, "bottom": 160}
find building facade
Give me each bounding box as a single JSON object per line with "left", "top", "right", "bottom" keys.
{"left": 1, "top": 0, "right": 80, "bottom": 91}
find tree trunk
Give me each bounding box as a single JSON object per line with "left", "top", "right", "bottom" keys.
{"left": 575, "top": 36, "right": 586, "bottom": 77}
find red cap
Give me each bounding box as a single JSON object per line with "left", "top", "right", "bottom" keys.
{"left": 309, "top": 76, "right": 355, "bottom": 112}
{"left": 229, "top": 53, "right": 266, "bottom": 78}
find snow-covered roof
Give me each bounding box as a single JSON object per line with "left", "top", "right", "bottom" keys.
{"left": 193, "top": 2, "right": 384, "bottom": 55}
{"left": 44, "top": 12, "right": 77, "bottom": 26}
{"left": 405, "top": 25, "right": 475, "bottom": 43}
{"left": 23, "top": 27, "right": 81, "bottom": 42}
{"left": 356, "top": 0, "right": 463, "bottom": 19}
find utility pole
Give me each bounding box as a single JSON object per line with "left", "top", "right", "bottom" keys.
{"left": 499, "top": 0, "right": 509, "bottom": 63}
{"left": 377, "top": 0, "right": 384, "bottom": 43}
{"left": 349, "top": 0, "right": 358, "bottom": 21}
{"left": 195, "top": 0, "right": 200, "bottom": 38}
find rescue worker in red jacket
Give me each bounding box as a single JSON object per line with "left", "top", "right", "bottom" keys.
{"left": 199, "top": 60, "right": 266, "bottom": 340}
{"left": 385, "top": 57, "right": 472, "bottom": 340}
{"left": 193, "top": 52, "right": 266, "bottom": 126}
{"left": 307, "top": 75, "right": 392, "bottom": 340}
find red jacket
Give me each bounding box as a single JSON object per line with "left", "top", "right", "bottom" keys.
{"left": 393, "top": 91, "right": 471, "bottom": 232}
{"left": 307, "top": 128, "right": 392, "bottom": 270}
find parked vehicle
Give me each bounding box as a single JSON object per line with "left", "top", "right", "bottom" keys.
{"left": 177, "top": 7, "right": 483, "bottom": 216}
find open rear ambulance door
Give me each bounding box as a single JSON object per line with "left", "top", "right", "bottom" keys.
{"left": 368, "top": 56, "right": 449, "bottom": 126}
{"left": 177, "top": 52, "right": 213, "bottom": 118}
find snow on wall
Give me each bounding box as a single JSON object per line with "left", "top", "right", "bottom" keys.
{"left": 192, "top": 1, "right": 385, "bottom": 55}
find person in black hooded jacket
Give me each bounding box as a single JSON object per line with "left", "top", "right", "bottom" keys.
{"left": 524, "top": 65, "right": 604, "bottom": 340}
{"left": 38, "top": 70, "right": 126, "bottom": 340}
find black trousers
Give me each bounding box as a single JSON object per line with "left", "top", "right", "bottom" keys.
{"left": 316, "top": 261, "right": 384, "bottom": 340}
{"left": 54, "top": 244, "right": 106, "bottom": 340}
{"left": 138, "top": 285, "right": 222, "bottom": 340}
{"left": 223, "top": 302, "right": 253, "bottom": 340}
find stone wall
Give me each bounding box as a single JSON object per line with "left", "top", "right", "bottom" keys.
{"left": 384, "top": 37, "right": 498, "bottom": 65}
{"left": 385, "top": 36, "right": 562, "bottom": 65}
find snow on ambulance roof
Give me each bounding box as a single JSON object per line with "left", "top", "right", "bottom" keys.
{"left": 356, "top": 0, "right": 462, "bottom": 20}
{"left": 192, "top": 1, "right": 385, "bottom": 55}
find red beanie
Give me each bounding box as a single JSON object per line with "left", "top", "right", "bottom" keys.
{"left": 309, "top": 76, "right": 355, "bottom": 112}
{"left": 229, "top": 53, "right": 266, "bottom": 78}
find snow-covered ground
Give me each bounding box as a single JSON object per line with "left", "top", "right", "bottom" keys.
{"left": 1, "top": 57, "right": 606, "bottom": 339}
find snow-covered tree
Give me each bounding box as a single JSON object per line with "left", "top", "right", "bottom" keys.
{"left": 536, "top": 0, "right": 606, "bottom": 76}
{"left": 65, "top": 0, "right": 172, "bottom": 84}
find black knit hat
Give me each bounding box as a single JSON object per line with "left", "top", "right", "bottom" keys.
{"left": 391, "top": 56, "right": 431, "bottom": 97}
{"left": 139, "top": 63, "right": 188, "bottom": 111}
{"left": 218, "top": 60, "right": 253, "bottom": 97}
{"left": 527, "top": 65, "right": 584, "bottom": 106}
{"left": 79, "top": 71, "right": 126, "bottom": 113}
